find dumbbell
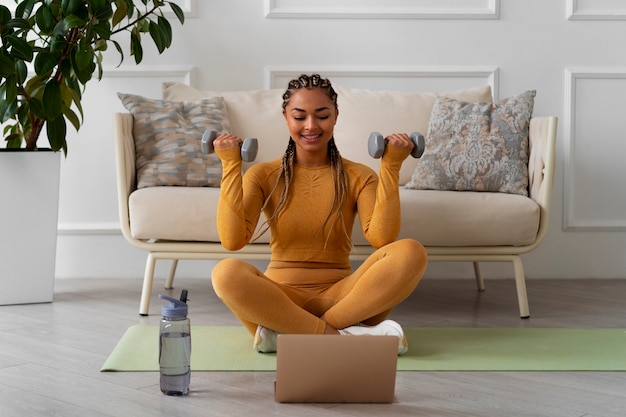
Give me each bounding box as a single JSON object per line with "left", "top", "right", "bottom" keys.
{"left": 368, "top": 131, "right": 425, "bottom": 159}
{"left": 201, "top": 130, "right": 258, "bottom": 162}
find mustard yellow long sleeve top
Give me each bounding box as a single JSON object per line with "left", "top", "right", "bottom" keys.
{"left": 216, "top": 145, "right": 410, "bottom": 267}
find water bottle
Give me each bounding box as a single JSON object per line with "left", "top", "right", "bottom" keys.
{"left": 159, "top": 290, "right": 191, "bottom": 396}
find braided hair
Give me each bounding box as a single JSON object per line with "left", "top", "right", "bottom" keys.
{"left": 254, "top": 74, "right": 350, "bottom": 247}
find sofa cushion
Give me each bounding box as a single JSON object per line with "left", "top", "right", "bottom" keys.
{"left": 162, "top": 83, "right": 288, "bottom": 169}
{"left": 405, "top": 90, "right": 536, "bottom": 196}
{"left": 352, "top": 188, "right": 540, "bottom": 247}
{"left": 129, "top": 187, "right": 271, "bottom": 243}
{"left": 118, "top": 93, "right": 229, "bottom": 188}
{"left": 130, "top": 186, "right": 538, "bottom": 247}
{"left": 333, "top": 85, "right": 494, "bottom": 185}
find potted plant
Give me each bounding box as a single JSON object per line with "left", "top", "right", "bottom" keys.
{"left": 0, "top": 0, "right": 184, "bottom": 304}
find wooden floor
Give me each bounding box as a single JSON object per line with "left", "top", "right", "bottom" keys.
{"left": 1, "top": 276, "right": 626, "bottom": 416}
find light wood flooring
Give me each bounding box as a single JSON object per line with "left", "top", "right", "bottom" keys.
{"left": 1, "top": 276, "right": 626, "bottom": 416}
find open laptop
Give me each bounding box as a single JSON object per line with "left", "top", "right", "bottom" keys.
{"left": 274, "top": 334, "right": 398, "bottom": 403}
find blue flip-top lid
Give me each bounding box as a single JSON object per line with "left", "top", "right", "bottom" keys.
{"left": 159, "top": 290, "right": 188, "bottom": 318}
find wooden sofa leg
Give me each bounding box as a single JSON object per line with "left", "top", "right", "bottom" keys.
{"left": 165, "top": 259, "right": 178, "bottom": 290}
{"left": 511, "top": 256, "right": 530, "bottom": 318}
{"left": 473, "top": 262, "right": 485, "bottom": 291}
{"left": 139, "top": 253, "right": 157, "bottom": 316}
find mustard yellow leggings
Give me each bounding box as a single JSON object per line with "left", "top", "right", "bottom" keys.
{"left": 211, "top": 238, "right": 428, "bottom": 336}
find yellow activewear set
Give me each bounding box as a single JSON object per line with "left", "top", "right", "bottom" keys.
{"left": 211, "top": 144, "right": 427, "bottom": 336}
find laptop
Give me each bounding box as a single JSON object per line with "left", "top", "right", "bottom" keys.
{"left": 274, "top": 334, "right": 399, "bottom": 403}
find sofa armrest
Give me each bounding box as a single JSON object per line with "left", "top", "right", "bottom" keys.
{"left": 113, "top": 113, "right": 136, "bottom": 241}
{"left": 527, "top": 116, "right": 558, "bottom": 246}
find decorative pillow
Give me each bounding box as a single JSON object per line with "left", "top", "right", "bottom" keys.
{"left": 405, "top": 90, "right": 536, "bottom": 196}
{"left": 118, "top": 93, "right": 231, "bottom": 188}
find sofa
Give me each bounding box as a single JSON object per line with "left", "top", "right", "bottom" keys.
{"left": 114, "top": 82, "right": 557, "bottom": 317}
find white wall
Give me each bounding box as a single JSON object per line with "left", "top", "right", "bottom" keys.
{"left": 54, "top": 0, "right": 626, "bottom": 280}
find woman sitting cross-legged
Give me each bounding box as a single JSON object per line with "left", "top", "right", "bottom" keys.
{"left": 211, "top": 73, "right": 428, "bottom": 355}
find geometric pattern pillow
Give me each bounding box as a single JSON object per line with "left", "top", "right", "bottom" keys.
{"left": 118, "top": 93, "right": 230, "bottom": 188}
{"left": 405, "top": 90, "right": 535, "bottom": 196}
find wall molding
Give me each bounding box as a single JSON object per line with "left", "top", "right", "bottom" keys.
{"left": 264, "top": 0, "right": 500, "bottom": 19}
{"left": 100, "top": 65, "right": 194, "bottom": 85}
{"left": 566, "top": 0, "right": 626, "bottom": 20}
{"left": 564, "top": 68, "right": 626, "bottom": 231}
{"left": 265, "top": 65, "right": 499, "bottom": 99}
{"left": 58, "top": 223, "right": 121, "bottom": 236}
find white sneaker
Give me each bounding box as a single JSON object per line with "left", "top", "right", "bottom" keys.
{"left": 253, "top": 325, "right": 278, "bottom": 353}
{"left": 338, "top": 319, "right": 409, "bottom": 355}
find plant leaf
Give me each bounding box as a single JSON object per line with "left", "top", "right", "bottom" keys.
{"left": 42, "top": 80, "right": 62, "bottom": 119}
{"left": 169, "top": 2, "right": 185, "bottom": 24}
{"left": 46, "top": 115, "right": 67, "bottom": 153}
{"left": 6, "top": 34, "right": 34, "bottom": 62}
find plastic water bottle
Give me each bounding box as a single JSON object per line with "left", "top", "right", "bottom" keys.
{"left": 159, "top": 290, "right": 191, "bottom": 396}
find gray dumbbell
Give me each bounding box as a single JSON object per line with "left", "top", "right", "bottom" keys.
{"left": 368, "top": 131, "right": 425, "bottom": 159}
{"left": 201, "top": 130, "right": 258, "bottom": 162}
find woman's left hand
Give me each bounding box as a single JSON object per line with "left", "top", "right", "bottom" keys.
{"left": 385, "top": 133, "right": 414, "bottom": 152}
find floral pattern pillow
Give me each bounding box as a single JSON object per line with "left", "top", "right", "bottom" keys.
{"left": 118, "top": 93, "right": 230, "bottom": 188}
{"left": 405, "top": 90, "right": 536, "bottom": 196}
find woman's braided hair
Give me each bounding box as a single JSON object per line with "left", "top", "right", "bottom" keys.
{"left": 254, "top": 74, "right": 350, "bottom": 247}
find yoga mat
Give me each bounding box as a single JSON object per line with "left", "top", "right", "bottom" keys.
{"left": 101, "top": 325, "right": 626, "bottom": 372}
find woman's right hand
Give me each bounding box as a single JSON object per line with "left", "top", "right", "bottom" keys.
{"left": 213, "top": 133, "right": 243, "bottom": 151}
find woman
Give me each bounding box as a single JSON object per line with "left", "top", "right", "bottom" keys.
{"left": 211, "top": 74, "right": 427, "bottom": 355}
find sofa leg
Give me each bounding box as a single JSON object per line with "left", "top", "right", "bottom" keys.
{"left": 165, "top": 259, "right": 178, "bottom": 289}
{"left": 139, "top": 253, "right": 157, "bottom": 316}
{"left": 473, "top": 262, "right": 485, "bottom": 291}
{"left": 512, "top": 256, "right": 530, "bottom": 318}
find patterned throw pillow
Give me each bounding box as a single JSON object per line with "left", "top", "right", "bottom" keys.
{"left": 118, "top": 93, "right": 230, "bottom": 188}
{"left": 405, "top": 90, "right": 536, "bottom": 196}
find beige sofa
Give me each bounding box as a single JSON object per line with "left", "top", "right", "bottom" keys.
{"left": 114, "top": 82, "right": 557, "bottom": 317}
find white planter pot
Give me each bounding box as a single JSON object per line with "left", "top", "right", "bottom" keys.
{"left": 0, "top": 150, "right": 61, "bottom": 305}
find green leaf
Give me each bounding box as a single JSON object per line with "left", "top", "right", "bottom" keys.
{"left": 62, "top": 105, "right": 81, "bottom": 132}
{"left": 0, "top": 51, "right": 15, "bottom": 76}
{"left": 111, "top": 39, "right": 124, "bottom": 66}
{"left": 4, "top": 73, "right": 17, "bottom": 104}
{"left": 157, "top": 15, "right": 172, "bottom": 48}
{"left": 34, "top": 51, "right": 58, "bottom": 76}
{"left": 130, "top": 30, "right": 142, "bottom": 64}
{"left": 148, "top": 20, "right": 165, "bottom": 53}
{"left": 42, "top": 79, "right": 62, "bottom": 119}
{"left": 5, "top": 18, "right": 32, "bottom": 30}
{"left": 15, "top": 0, "right": 36, "bottom": 20}
{"left": 94, "top": 4, "right": 113, "bottom": 20}
{"left": 29, "top": 97, "right": 47, "bottom": 119}
{"left": 35, "top": 4, "right": 55, "bottom": 34}
{"left": 15, "top": 59, "right": 27, "bottom": 84}
{"left": 74, "top": 40, "right": 93, "bottom": 70}
{"left": 62, "top": 0, "right": 82, "bottom": 16}
{"left": 0, "top": 5, "right": 11, "bottom": 25}
{"left": 46, "top": 115, "right": 67, "bottom": 153}
{"left": 6, "top": 34, "right": 34, "bottom": 62}
{"left": 112, "top": 0, "right": 128, "bottom": 27}
{"left": 169, "top": 2, "right": 185, "bottom": 24}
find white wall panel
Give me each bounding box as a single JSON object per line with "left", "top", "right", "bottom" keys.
{"left": 265, "top": 66, "right": 498, "bottom": 98}
{"left": 563, "top": 68, "right": 626, "bottom": 231}
{"left": 567, "top": 0, "right": 626, "bottom": 20}
{"left": 264, "top": 0, "right": 499, "bottom": 19}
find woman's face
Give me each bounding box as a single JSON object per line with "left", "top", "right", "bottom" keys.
{"left": 283, "top": 87, "right": 338, "bottom": 165}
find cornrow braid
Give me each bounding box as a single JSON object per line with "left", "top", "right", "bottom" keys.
{"left": 282, "top": 73, "right": 338, "bottom": 110}
{"left": 253, "top": 74, "right": 350, "bottom": 247}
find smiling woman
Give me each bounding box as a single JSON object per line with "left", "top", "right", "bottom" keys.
{"left": 210, "top": 73, "right": 428, "bottom": 356}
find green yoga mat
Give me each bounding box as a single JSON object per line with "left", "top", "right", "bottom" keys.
{"left": 101, "top": 325, "right": 626, "bottom": 372}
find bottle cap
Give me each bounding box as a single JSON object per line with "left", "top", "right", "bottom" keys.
{"left": 159, "top": 290, "right": 188, "bottom": 318}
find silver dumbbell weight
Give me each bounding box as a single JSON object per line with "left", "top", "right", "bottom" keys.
{"left": 368, "top": 131, "right": 425, "bottom": 159}
{"left": 201, "top": 130, "right": 258, "bottom": 162}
